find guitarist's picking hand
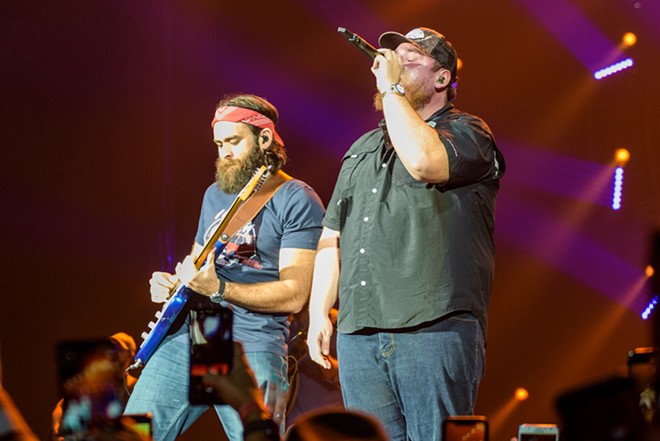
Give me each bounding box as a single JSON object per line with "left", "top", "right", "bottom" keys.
{"left": 149, "top": 271, "right": 179, "bottom": 303}
{"left": 184, "top": 251, "right": 222, "bottom": 296}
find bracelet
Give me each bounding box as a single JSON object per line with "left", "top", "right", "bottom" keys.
{"left": 242, "top": 417, "right": 279, "bottom": 440}
{"left": 238, "top": 401, "right": 265, "bottom": 423}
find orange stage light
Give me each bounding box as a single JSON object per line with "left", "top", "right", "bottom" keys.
{"left": 614, "top": 148, "right": 630, "bottom": 167}
{"left": 515, "top": 387, "right": 529, "bottom": 401}
{"left": 646, "top": 265, "right": 655, "bottom": 278}
{"left": 622, "top": 32, "right": 637, "bottom": 48}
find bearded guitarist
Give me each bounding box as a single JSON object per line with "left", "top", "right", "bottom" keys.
{"left": 124, "top": 94, "right": 325, "bottom": 441}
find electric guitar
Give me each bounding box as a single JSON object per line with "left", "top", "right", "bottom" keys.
{"left": 129, "top": 166, "right": 270, "bottom": 370}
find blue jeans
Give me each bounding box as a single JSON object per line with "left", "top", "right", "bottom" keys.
{"left": 124, "top": 324, "right": 288, "bottom": 441}
{"left": 337, "top": 312, "right": 485, "bottom": 441}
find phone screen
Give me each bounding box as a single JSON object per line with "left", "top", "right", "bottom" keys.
{"left": 56, "top": 339, "right": 125, "bottom": 435}
{"left": 518, "top": 424, "right": 558, "bottom": 441}
{"left": 443, "top": 417, "right": 488, "bottom": 441}
{"left": 520, "top": 435, "right": 558, "bottom": 441}
{"left": 123, "top": 413, "right": 153, "bottom": 440}
{"left": 189, "top": 306, "right": 233, "bottom": 405}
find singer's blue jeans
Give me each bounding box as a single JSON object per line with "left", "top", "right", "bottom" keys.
{"left": 124, "top": 324, "right": 288, "bottom": 441}
{"left": 336, "top": 312, "right": 485, "bottom": 441}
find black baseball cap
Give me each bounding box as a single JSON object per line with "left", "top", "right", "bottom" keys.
{"left": 379, "top": 27, "right": 458, "bottom": 83}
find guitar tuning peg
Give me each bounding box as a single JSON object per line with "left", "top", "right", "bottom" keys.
{"left": 148, "top": 322, "right": 156, "bottom": 329}
{"left": 141, "top": 332, "right": 150, "bottom": 340}
{"left": 155, "top": 311, "right": 163, "bottom": 319}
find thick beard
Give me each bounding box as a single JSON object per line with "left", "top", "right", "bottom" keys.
{"left": 214, "top": 144, "right": 266, "bottom": 194}
{"left": 373, "top": 76, "right": 434, "bottom": 112}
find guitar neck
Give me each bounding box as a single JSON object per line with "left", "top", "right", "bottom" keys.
{"left": 192, "top": 165, "right": 269, "bottom": 270}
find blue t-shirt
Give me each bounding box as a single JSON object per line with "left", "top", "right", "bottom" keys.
{"left": 194, "top": 179, "right": 324, "bottom": 356}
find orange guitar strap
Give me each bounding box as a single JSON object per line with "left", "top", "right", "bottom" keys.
{"left": 220, "top": 169, "right": 292, "bottom": 244}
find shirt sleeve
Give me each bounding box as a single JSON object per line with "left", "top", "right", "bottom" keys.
{"left": 277, "top": 181, "right": 325, "bottom": 250}
{"left": 323, "top": 172, "right": 346, "bottom": 232}
{"left": 437, "top": 116, "right": 503, "bottom": 189}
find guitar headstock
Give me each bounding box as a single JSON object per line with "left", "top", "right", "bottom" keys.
{"left": 237, "top": 165, "right": 271, "bottom": 201}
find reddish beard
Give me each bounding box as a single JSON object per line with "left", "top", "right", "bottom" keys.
{"left": 215, "top": 143, "right": 266, "bottom": 193}
{"left": 373, "top": 75, "right": 434, "bottom": 112}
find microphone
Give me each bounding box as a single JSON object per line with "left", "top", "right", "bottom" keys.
{"left": 337, "top": 27, "right": 379, "bottom": 60}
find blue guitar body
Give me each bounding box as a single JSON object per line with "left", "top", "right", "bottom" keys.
{"left": 131, "top": 284, "right": 193, "bottom": 369}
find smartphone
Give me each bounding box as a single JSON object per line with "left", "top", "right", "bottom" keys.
{"left": 628, "top": 347, "right": 656, "bottom": 386}
{"left": 443, "top": 416, "right": 488, "bottom": 441}
{"left": 123, "top": 413, "right": 153, "bottom": 440}
{"left": 56, "top": 338, "right": 125, "bottom": 435}
{"left": 189, "top": 305, "right": 233, "bottom": 405}
{"left": 518, "top": 423, "right": 559, "bottom": 441}
{"left": 627, "top": 346, "right": 657, "bottom": 422}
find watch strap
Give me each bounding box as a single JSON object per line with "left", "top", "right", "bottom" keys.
{"left": 210, "top": 279, "right": 226, "bottom": 304}
{"left": 380, "top": 83, "right": 404, "bottom": 98}
{"left": 242, "top": 417, "right": 279, "bottom": 440}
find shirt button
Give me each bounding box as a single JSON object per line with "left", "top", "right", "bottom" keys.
{"left": 359, "top": 248, "right": 365, "bottom": 254}
{"left": 381, "top": 163, "right": 387, "bottom": 168}
{"left": 363, "top": 216, "right": 369, "bottom": 222}
{"left": 351, "top": 154, "right": 358, "bottom": 158}
{"left": 371, "top": 188, "right": 377, "bottom": 194}
{"left": 360, "top": 281, "right": 367, "bottom": 286}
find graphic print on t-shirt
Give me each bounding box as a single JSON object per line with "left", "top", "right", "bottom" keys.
{"left": 204, "top": 209, "right": 263, "bottom": 269}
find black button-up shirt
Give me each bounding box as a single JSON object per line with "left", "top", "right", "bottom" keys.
{"left": 323, "top": 103, "right": 505, "bottom": 334}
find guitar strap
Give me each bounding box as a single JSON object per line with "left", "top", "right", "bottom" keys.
{"left": 189, "top": 169, "right": 292, "bottom": 344}
{"left": 220, "top": 169, "right": 292, "bottom": 244}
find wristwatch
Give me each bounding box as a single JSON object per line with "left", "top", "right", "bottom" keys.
{"left": 210, "top": 279, "right": 226, "bottom": 304}
{"left": 242, "top": 416, "right": 280, "bottom": 440}
{"left": 381, "top": 82, "right": 405, "bottom": 98}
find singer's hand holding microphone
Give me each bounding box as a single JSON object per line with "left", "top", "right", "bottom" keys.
{"left": 337, "top": 27, "right": 403, "bottom": 95}
{"left": 371, "top": 49, "right": 402, "bottom": 94}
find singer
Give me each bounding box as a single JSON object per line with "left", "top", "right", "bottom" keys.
{"left": 307, "top": 27, "right": 506, "bottom": 441}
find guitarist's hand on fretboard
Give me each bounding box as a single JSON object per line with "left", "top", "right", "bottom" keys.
{"left": 149, "top": 271, "right": 179, "bottom": 303}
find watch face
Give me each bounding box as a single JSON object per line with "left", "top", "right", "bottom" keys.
{"left": 394, "top": 83, "right": 405, "bottom": 94}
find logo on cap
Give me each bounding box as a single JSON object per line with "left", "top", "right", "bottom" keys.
{"left": 405, "top": 28, "right": 426, "bottom": 40}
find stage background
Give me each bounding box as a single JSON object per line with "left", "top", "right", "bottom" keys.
{"left": 2, "top": 1, "right": 659, "bottom": 440}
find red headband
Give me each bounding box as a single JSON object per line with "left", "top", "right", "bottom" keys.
{"left": 211, "top": 106, "right": 284, "bottom": 146}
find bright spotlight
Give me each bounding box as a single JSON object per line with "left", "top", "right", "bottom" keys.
{"left": 594, "top": 58, "right": 634, "bottom": 80}
{"left": 614, "top": 148, "right": 630, "bottom": 167}
{"left": 622, "top": 32, "right": 637, "bottom": 47}
{"left": 646, "top": 265, "right": 655, "bottom": 278}
{"left": 642, "top": 295, "right": 658, "bottom": 320}
{"left": 515, "top": 387, "right": 529, "bottom": 401}
{"left": 611, "top": 167, "right": 624, "bottom": 211}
